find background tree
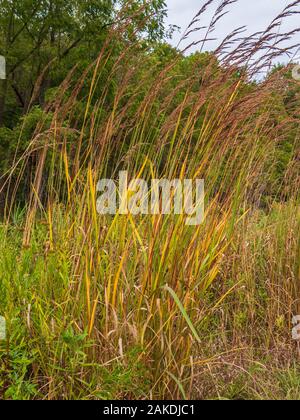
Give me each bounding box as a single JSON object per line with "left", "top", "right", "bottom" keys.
{"left": 0, "top": 0, "right": 168, "bottom": 127}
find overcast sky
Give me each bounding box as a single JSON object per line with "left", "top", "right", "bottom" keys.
{"left": 165, "top": 0, "right": 300, "bottom": 63}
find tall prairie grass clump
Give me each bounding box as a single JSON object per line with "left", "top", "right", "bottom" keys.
{"left": 0, "top": 1, "right": 300, "bottom": 399}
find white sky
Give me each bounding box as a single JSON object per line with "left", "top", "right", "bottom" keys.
{"left": 165, "top": 0, "right": 300, "bottom": 63}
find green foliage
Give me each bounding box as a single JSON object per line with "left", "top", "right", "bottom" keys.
{"left": 0, "top": 0, "right": 168, "bottom": 127}
{"left": 0, "top": 106, "right": 52, "bottom": 177}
